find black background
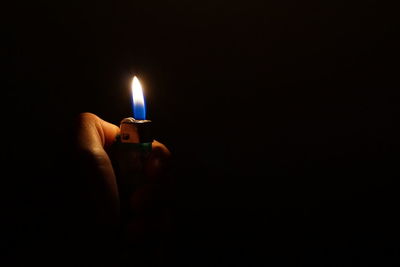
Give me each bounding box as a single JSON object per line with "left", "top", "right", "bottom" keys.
{"left": 3, "top": 0, "right": 400, "bottom": 265}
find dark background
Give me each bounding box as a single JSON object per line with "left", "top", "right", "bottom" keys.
{"left": 3, "top": 0, "right": 400, "bottom": 265}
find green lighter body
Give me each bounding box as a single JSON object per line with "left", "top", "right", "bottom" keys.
{"left": 111, "top": 140, "right": 152, "bottom": 210}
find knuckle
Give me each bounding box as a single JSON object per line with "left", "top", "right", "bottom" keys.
{"left": 77, "top": 112, "right": 98, "bottom": 124}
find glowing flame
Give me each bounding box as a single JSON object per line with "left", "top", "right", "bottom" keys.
{"left": 131, "top": 76, "right": 146, "bottom": 120}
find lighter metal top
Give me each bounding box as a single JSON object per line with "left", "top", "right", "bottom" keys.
{"left": 119, "top": 117, "right": 153, "bottom": 143}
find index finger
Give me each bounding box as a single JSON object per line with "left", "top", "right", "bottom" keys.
{"left": 74, "top": 112, "right": 121, "bottom": 223}
{"left": 75, "top": 112, "right": 120, "bottom": 152}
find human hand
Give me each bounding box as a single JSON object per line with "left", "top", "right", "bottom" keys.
{"left": 74, "top": 112, "right": 171, "bottom": 263}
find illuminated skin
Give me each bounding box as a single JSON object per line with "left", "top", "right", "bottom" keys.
{"left": 74, "top": 112, "right": 171, "bottom": 243}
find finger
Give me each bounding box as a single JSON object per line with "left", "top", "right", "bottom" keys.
{"left": 75, "top": 112, "right": 119, "bottom": 152}
{"left": 74, "top": 112, "right": 120, "bottom": 223}
{"left": 126, "top": 141, "right": 170, "bottom": 220}
{"left": 74, "top": 112, "right": 119, "bottom": 191}
{"left": 145, "top": 141, "right": 171, "bottom": 180}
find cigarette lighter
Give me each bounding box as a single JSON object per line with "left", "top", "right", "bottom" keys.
{"left": 110, "top": 76, "right": 154, "bottom": 223}
{"left": 111, "top": 117, "right": 153, "bottom": 222}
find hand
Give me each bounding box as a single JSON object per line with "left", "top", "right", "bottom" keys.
{"left": 74, "top": 112, "right": 171, "bottom": 263}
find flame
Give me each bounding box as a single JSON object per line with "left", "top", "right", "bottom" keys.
{"left": 131, "top": 76, "right": 146, "bottom": 119}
